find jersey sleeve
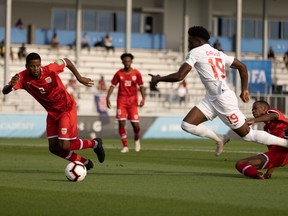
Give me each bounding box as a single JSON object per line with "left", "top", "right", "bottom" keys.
{"left": 184, "top": 50, "right": 198, "bottom": 67}
{"left": 223, "top": 53, "right": 235, "bottom": 67}
{"left": 47, "top": 59, "right": 67, "bottom": 75}
{"left": 268, "top": 108, "right": 288, "bottom": 123}
{"left": 111, "top": 71, "right": 120, "bottom": 86}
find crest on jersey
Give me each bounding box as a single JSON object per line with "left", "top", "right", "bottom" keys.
{"left": 61, "top": 128, "right": 67, "bottom": 135}
{"left": 56, "top": 59, "right": 64, "bottom": 65}
{"left": 45, "top": 77, "right": 52, "bottom": 83}
{"left": 185, "top": 53, "right": 190, "bottom": 60}
{"left": 132, "top": 75, "right": 136, "bottom": 81}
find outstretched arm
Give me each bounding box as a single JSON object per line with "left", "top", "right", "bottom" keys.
{"left": 247, "top": 112, "right": 279, "bottom": 125}
{"left": 2, "top": 74, "right": 20, "bottom": 94}
{"left": 64, "top": 58, "right": 94, "bottom": 87}
{"left": 148, "top": 63, "right": 192, "bottom": 87}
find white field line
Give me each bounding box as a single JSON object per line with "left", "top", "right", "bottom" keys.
{"left": 0, "top": 142, "right": 261, "bottom": 154}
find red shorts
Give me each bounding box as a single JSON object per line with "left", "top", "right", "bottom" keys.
{"left": 46, "top": 103, "right": 78, "bottom": 140}
{"left": 261, "top": 147, "right": 288, "bottom": 169}
{"left": 116, "top": 96, "right": 139, "bottom": 121}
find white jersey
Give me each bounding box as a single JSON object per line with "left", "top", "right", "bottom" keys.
{"left": 185, "top": 44, "right": 234, "bottom": 100}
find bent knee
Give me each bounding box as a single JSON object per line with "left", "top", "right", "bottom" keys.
{"left": 242, "top": 129, "right": 255, "bottom": 142}
{"left": 49, "top": 144, "right": 58, "bottom": 155}
{"left": 235, "top": 159, "right": 245, "bottom": 169}
{"left": 181, "top": 121, "right": 197, "bottom": 133}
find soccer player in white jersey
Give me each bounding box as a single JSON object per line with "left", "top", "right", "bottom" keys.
{"left": 149, "top": 26, "right": 288, "bottom": 156}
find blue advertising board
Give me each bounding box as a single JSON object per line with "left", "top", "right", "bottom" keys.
{"left": 242, "top": 60, "right": 272, "bottom": 94}
{"left": 0, "top": 114, "right": 46, "bottom": 138}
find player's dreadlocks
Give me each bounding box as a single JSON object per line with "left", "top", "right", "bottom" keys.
{"left": 188, "top": 26, "right": 210, "bottom": 42}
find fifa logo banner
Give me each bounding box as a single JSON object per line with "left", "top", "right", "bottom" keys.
{"left": 242, "top": 60, "right": 272, "bottom": 94}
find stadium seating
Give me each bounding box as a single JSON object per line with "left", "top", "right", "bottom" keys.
{"left": 1, "top": 45, "right": 287, "bottom": 116}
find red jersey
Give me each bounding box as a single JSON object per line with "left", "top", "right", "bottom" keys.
{"left": 264, "top": 108, "right": 288, "bottom": 152}
{"left": 12, "top": 59, "right": 75, "bottom": 119}
{"left": 111, "top": 68, "right": 143, "bottom": 98}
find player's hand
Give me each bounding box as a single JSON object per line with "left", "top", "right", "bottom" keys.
{"left": 246, "top": 119, "right": 255, "bottom": 126}
{"left": 139, "top": 98, "right": 145, "bottom": 107}
{"left": 240, "top": 89, "right": 250, "bottom": 103}
{"left": 106, "top": 98, "right": 111, "bottom": 109}
{"left": 11, "top": 74, "right": 20, "bottom": 86}
{"left": 79, "top": 77, "right": 94, "bottom": 87}
{"left": 148, "top": 74, "right": 160, "bottom": 87}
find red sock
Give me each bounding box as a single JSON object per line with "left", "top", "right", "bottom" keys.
{"left": 67, "top": 152, "right": 88, "bottom": 164}
{"left": 236, "top": 163, "right": 258, "bottom": 178}
{"left": 134, "top": 127, "right": 140, "bottom": 141}
{"left": 69, "top": 139, "right": 96, "bottom": 150}
{"left": 119, "top": 128, "right": 128, "bottom": 147}
{"left": 52, "top": 149, "right": 88, "bottom": 164}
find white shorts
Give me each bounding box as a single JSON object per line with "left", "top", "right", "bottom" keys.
{"left": 196, "top": 90, "right": 246, "bottom": 129}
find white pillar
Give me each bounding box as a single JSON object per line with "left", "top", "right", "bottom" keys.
{"left": 76, "top": 0, "right": 82, "bottom": 66}
{"left": 262, "top": 0, "right": 268, "bottom": 60}
{"left": 235, "top": 0, "right": 242, "bottom": 96}
{"left": 4, "top": 0, "right": 12, "bottom": 93}
{"left": 182, "top": 0, "right": 189, "bottom": 61}
{"left": 125, "top": 0, "right": 132, "bottom": 53}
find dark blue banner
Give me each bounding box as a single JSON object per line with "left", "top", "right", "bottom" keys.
{"left": 242, "top": 60, "right": 272, "bottom": 94}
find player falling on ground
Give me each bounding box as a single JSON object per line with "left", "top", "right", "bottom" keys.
{"left": 236, "top": 101, "right": 288, "bottom": 179}
{"left": 106, "top": 53, "right": 145, "bottom": 153}
{"left": 2, "top": 52, "right": 105, "bottom": 170}
{"left": 149, "top": 26, "right": 288, "bottom": 155}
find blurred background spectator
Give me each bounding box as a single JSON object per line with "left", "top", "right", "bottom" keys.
{"left": 267, "top": 46, "right": 275, "bottom": 61}
{"left": 17, "top": 43, "right": 27, "bottom": 61}
{"left": 51, "top": 33, "right": 59, "bottom": 50}
{"left": 81, "top": 32, "right": 91, "bottom": 51}
{"left": 104, "top": 33, "right": 115, "bottom": 53}
{"left": 15, "top": 18, "right": 24, "bottom": 29}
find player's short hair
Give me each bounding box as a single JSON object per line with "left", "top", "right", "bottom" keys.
{"left": 26, "top": 52, "right": 41, "bottom": 65}
{"left": 120, "top": 53, "right": 134, "bottom": 60}
{"left": 188, "top": 26, "right": 210, "bottom": 42}
{"left": 255, "top": 100, "right": 270, "bottom": 108}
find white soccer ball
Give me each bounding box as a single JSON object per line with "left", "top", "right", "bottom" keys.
{"left": 65, "top": 161, "right": 87, "bottom": 182}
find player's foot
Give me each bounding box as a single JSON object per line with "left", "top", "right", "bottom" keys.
{"left": 264, "top": 173, "right": 272, "bottom": 179}
{"left": 135, "top": 139, "right": 141, "bottom": 152}
{"left": 215, "top": 135, "right": 230, "bottom": 156}
{"left": 93, "top": 138, "right": 105, "bottom": 163}
{"left": 256, "top": 172, "right": 271, "bottom": 180}
{"left": 256, "top": 172, "right": 265, "bottom": 180}
{"left": 120, "top": 146, "right": 129, "bottom": 153}
{"left": 85, "top": 159, "right": 94, "bottom": 171}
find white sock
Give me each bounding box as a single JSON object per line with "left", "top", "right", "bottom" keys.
{"left": 243, "top": 128, "right": 288, "bottom": 148}
{"left": 181, "top": 121, "right": 222, "bottom": 142}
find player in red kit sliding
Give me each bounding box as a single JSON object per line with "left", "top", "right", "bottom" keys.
{"left": 106, "top": 53, "right": 145, "bottom": 153}
{"left": 2, "top": 52, "right": 105, "bottom": 170}
{"left": 236, "top": 101, "right": 288, "bottom": 179}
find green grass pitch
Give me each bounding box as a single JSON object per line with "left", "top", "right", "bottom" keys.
{"left": 1, "top": 138, "right": 288, "bottom": 216}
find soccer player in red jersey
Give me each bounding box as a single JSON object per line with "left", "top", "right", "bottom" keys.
{"left": 106, "top": 53, "right": 145, "bottom": 153}
{"left": 236, "top": 101, "right": 288, "bottom": 179}
{"left": 2, "top": 52, "right": 105, "bottom": 170}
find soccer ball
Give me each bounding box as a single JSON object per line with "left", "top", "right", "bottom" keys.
{"left": 65, "top": 161, "right": 87, "bottom": 182}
